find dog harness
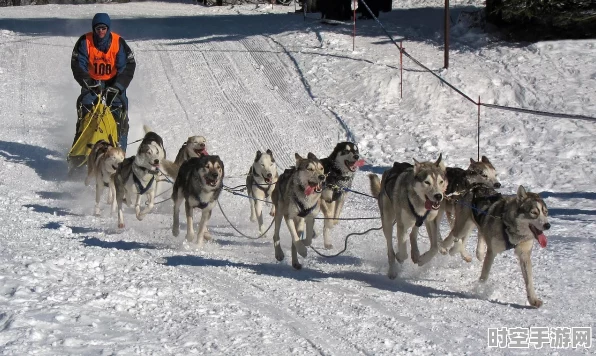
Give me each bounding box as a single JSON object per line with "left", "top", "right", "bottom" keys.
{"left": 324, "top": 165, "right": 354, "bottom": 202}
{"left": 502, "top": 225, "right": 516, "bottom": 250}
{"left": 193, "top": 195, "right": 209, "bottom": 209}
{"left": 132, "top": 172, "right": 155, "bottom": 195}
{"left": 294, "top": 196, "right": 319, "bottom": 218}
{"left": 250, "top": 167, "right": 274, "bottom": 198}
{"left": 407, "top": 197, "right": 431, "bottom": 227}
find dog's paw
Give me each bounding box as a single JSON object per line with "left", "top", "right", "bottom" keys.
{"left": 274, "top": 248, "right": 284, "bottom": 262}
{"left": 324, "top": 243, "right": 333, "bottom": 250}
{"left": 410, "top": 251, "right": 420, "bottom": 264}
{"left": 94, "top": 209, "right": 101, "bottom": 217}
{"left": 203, "top": 230, "right": 212, "bottom": 241}
{"left": 269, "top": 207, "right": 276, "bottom": 217}
{"left": 396, "top": 251, "right": 408, "bottom": 264}
{"left": 476, "top": 251, "right": 486, "bottom": 261}
{"left": 462, "top": 254, "right": 473, "bottom": 263}
{"left": 118, "top": 223, "right": 125, "bottom": 229}
{"left": 136, "top": 213, "right": 146, "bottom": 221}
{"left": 449, "top": 245, "right": 460, "bottom": 256}
{"left": 172, "top": 226, "right": 180, "bottom": 237}
{"left": 294, "top": 241, "right": 308, "bottom": 258}
{"left": 529, "top": 297, "right": 543, "bottom": 308}
{"left": 388, "top": 266, "right": 398, "bottom": 280}
{"left": 439, "top": 247, "right": 448, "bottom": 255}
{"left": 292, "top": 261, "right": 302, "bottom": 270}
{"left": 250, "top": 215, "right": 257, "bottom": 222}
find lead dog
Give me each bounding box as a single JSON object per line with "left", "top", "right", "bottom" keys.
{"left": 271, "top": 153, "right": 326, "bottom": 270}
{"left": 114, "top": 126, "right": 166, "bottom": 228}
{"left": 85, "top": 140, "right": 125, "bottom": 216}
{"left": 461, "top": 185, "right": 550, "bottom": 307}
{"left": 319, "top": 142, "right": 362, "bottom": 249}
{"left": 369, "top": 155, "right": 447, "bottom": 277}
{"left": 247, "top": 149, "right": 278, "bottom": 235}
{"left": 171, "top": 155, "right": 224, "bottom": 247}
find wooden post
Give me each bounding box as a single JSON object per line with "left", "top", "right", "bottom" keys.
{"left": 353, "top": 0, "right": 357, "bottom": 51}
{"left": 400, "top": 41, "right": 403, "bottom": 99}
{"left": 444, "top": 0, "right": 449, "bottom": 69}
{"left": 477, "top": 96, "right": 481, "bottom": 161}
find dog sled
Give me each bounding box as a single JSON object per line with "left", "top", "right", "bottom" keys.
{"left": 67, "top": 87, "right": 126, "bottom": 178}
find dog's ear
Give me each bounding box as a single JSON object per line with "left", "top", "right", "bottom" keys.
{"left": 517, "top": 185, "right": 528, "bottom": 202}
{"left": 481, "top": 155, "right": 491, "bottom": 164}
{"left": 266, "top": 149, "right": 275, "bottom": 163}
{"left": 295, "top": 153, "right": 304, "bottom": 165}
{"left": 254, "top": 150, "right": 262, "bottom": 162}
{"left": 434, "top": 153, "right": 445, "bottom": 171}
{"left": 307, "top": 152, "right": 318, "bottom": 161}
{"left": 470, "top": 158, "right": 477, "bottom": 164}
{"left": 413, "top": 158, "right": 421, "bottom": 173}
{"left": 187, "top": 136, "right": 193, "bottom": 143}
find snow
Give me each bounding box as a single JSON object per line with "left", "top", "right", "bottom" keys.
{"left": 0, "top": 0, "right": 595, "bottom": 354}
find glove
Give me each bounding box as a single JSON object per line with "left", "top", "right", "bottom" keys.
{"left": 105, "top": 86, "right": 120, "bottom": 106}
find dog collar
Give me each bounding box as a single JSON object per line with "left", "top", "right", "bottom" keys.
{"left": 133, "top": 172, "right": 155, "bottom": 195}
{"left": 195, "top": 195, "right": 209, "bottom": 209}
{"left": 407, "top": 197, "right": 431, "bottom": 227}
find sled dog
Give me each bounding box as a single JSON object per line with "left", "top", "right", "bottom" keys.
{"left": 439, "top": 156, "right": 502, "bottom": 261}
{"left": 162, "top": 135, "right": 208, "bottom": 179}
{"left": 272, "top": 153, "right": 326, "bottom": 270}
{"left": 247, "top": 149, "right": 278, "bottom": 235}
{"left": 458, "top": 185, "right": 550, "bottom": 308}
{"left": 319, "top": 142, "right": 362, "bottom": 249}
{"left": 114, "top": 126, "right": 166, "bottom": 228}
{"left": 369, "top": 155, "right": 447, "bottom": 278}
{"left": 85, "top": 140, "right": 125, "bottom": 216}
{"left": 171, "top": 155, "right": 224, "bottom": 247}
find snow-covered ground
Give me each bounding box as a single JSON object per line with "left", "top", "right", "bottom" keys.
{"left": 0, "top": 1, "right": 594, "bottom": 354}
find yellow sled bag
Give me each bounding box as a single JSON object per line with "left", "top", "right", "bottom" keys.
{"left": 68, "top": 99, "right": 119, "bottom": 168}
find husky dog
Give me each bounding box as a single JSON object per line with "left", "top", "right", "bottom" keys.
{"left": 461, "top": 185, "right": 550, "bottom": 308}
{"left": 247, "top": 149, "right": 278, "bottom": 235}
{"left": 85, "top": 140, "right": 125, "bottom": 216}
{"left": 162, "top": 135, "right": 208, "bottom": 179}
{"left": 271, "top": 153, "right": 326, "bottom": 270}
{"left": 114, "top": 127, "right": 166, "bottom": 228}
{"left": 171, "top": 155, "right": 224, "bottom": 247}
{"left": 319, "top": 142, "right": 362, "bottom": 249}
{"left": 369, "top": 155, "right": 447, "bottom": 278}
{"left": 439, "top": 156, "right": 502, "bottom": 261}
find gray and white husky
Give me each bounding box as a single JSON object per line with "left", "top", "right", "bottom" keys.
{"left": 171, "top": 155, "right": 224, "bottom": 248}
{"left": 246, "top": 149, "right": 278, "bottom": 235}
{"left": 439, "top": 156, "right": 502, "bottom": 261}
{"left": 369, "top": 155, "right": 447, "bottom": 277}
{"left": 459, "top": 185, "right": 550, "bottom": 308}
{"left": 162, "top": 135, "right": 208, "bottom": 179}
{"left": 319, "top": 142, "right": 362, "bottom": 249}
{"left": 85, "top": 140, "right": 125, "bottom": 216}
{"left": 114, "top": 126, "right": 166, "bottom": 228}
{"left": 271, "top": 153, "right": 326, "bottom": 270}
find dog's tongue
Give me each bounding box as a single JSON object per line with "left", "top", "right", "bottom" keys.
{"left": 201, "top": 149, "right": 208, "bottom": 156}
{"left": 354, "top": 159, "right": 365, "bottom": 167}
{"left": 305, "top": 185, "right": 315, "bottom": 195}
{"left": 424, "top": 199, "right": 433, "bottom": 210}
{"left": 537, "top": 233, "right": 547, "bottom": 248}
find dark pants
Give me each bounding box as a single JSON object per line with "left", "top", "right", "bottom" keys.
{"left": 75, "top": 88, "right": 130, "bottom": 152}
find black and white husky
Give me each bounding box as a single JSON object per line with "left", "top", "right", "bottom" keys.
{"left": 319, "top": 142, "right": 363, "bottom": 249}
{"left": 246, "top": 149, "right": 278, "bottom": 235}
{"left": 171, "top": 155, "right": 224, "bottom": 247}
{"left": 114, "top": 126, "right": 166, "bottom": 228}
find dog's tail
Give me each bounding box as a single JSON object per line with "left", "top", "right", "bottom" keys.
{"left": 161, "top": 159, "right": 180, "bottom": 180}
{"left": 143, "top": 124, "right": 153, "bottom": 134}
{"left": 368, "top": 174, "right": 381, "bottom": 199}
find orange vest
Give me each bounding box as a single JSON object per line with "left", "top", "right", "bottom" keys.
{"left": 86, "top": 32, "right": 121, "bottom": 81}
